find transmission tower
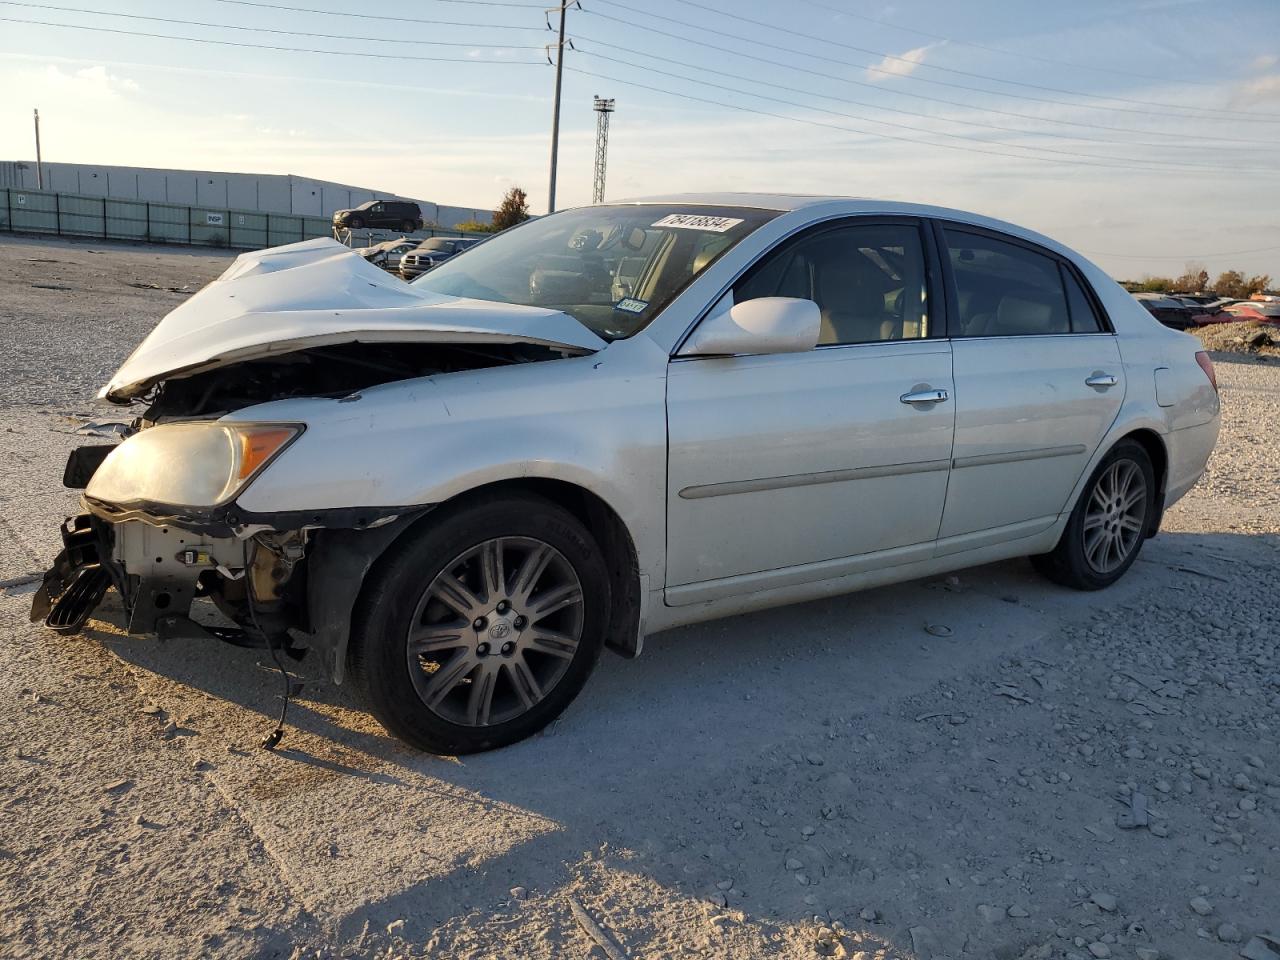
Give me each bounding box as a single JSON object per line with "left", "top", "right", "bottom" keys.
{"left": 592, "top": 95, "right": 615, "bottom": 205}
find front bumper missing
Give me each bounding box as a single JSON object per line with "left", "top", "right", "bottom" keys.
{"left": 29, "top": 515, "right": 114, "bottom": 634}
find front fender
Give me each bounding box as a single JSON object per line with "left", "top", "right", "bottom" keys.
{"left": 230, "top": 343, "right": 670, "bottom": 591}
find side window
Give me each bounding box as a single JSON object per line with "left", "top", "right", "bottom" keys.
{"left": 735, "top": 222, "right": 930, "bottom": 345}
{"left": 944, "top": 230, "right": 1070, "bottom": 337}
{"left": 1061, "top": 265, "right": 1104, "bottom": 332}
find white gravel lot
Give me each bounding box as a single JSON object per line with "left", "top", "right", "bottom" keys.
{"left": 1, "top": 235, "right": 1277, "bottom": 960}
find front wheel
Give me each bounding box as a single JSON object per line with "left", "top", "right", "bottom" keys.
{"left": 350, "top": 495, "right": 610, "bottom": 754}
{"left": 1032, "top": 439, "right": 1155, "bottom": 590}
{"left": 348, "top": 215, "right": 365, "bottom": 229}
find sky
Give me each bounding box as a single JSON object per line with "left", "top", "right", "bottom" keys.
{"left": 1, "top": 0, "right": 1279, "bottom": 280}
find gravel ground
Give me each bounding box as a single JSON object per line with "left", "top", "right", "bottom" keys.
{"left": 1, "top": 235, "right": 1277, "bottom": 960}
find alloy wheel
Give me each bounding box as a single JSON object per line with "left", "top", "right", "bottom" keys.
{"left": 405, "top": 537, "right": 585, "bottom": 727}
{"left": 1082, "top": 459, "right": 1147, "bottom": 574}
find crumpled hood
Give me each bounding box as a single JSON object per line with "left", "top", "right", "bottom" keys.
{"left": 101, "top": 237, "right": 606, "bottom": 402}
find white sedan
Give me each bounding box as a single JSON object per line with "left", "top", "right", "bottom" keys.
{"left": 31, "top": 194, "right": 1220, "bottom": 754}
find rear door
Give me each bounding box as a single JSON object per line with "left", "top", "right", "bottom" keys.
{"left": 665, "top": 218, "right": 956, "bottom": 602}
{"left": 936, "top": 224, "right": 1124, "bottom": 547}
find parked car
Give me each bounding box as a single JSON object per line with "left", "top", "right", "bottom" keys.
{"left": 1221, "top": 300, "right": 1280, "bottom": 324}
{"left": 1132, "top": 293, "right": 1196, "bottom": 330}
{"left": 399, "top": 236, "right": 482, "bottom": 280}
{"left": 356, "top": 238, "right": 421, "bottom": 273}
{"left": 332, "top": 199, "right": 423, "bottom": 233}
{"left": 31, "top": 195, "right": 1220, "bottom": 755}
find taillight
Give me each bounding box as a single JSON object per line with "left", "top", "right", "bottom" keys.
{"left": 1195, "top": 351, "right": 1217, "bottom": 393}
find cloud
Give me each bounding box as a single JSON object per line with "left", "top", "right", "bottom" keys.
{"left": 1232, "top": 73, "right": 1280, "bottom": 106}
{"left": 38, "top": 64, "right": 139, "bottom": 99}
{"left": 1251, "top": 54, "right": 1278, "bottom": 71}
{"left": 866, "top": 42, "right": 942, "bottom": 82}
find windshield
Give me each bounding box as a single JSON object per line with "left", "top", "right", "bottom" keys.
{"left": 419, "top": 238, "right": 456, "bottom": 252}
{"left": 412, "top": 204, "right": 778, "bottom": 339}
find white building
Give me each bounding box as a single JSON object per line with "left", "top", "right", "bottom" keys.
{"left": 0, "top": 160, "right": 491, "bottom": 228}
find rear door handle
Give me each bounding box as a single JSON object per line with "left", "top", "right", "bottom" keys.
{"left": 900, "top": 388, "right": 949, "bottom": 405}
{"left": 1085, "top": 373, "right": 1118, "bottom": 388}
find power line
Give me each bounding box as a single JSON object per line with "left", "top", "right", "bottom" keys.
{"left": 1079, "top": 243, "right": 1280, "bottom": 261}
{"left": 788, "top": 0, "right": 1221, "bottom": 89}
{"left": 573, "top": 35, "right": 1275, "bottom": 154}
{"left": 205, "top": 0, "right": 546, "bottom": 30}
{"left": 0, "top": 2, "right": 546, "bottom": 46}
{"left": 571, "top": 30, "right": 1280, "bottom": 149}
{"left": 571, "top": 47, "right": 1274, "bottom": 174}
{"left": 0, "top": 15, "right": 547, "bottom": 61}
{"left": 581, "top": 2, "right": 1280, "bottom": 125}
{"left": 563, "top": 64, "right": 1266, "bottom": 176}
{"left": 652, "top": 0, "right": 1280, "bottom": 121}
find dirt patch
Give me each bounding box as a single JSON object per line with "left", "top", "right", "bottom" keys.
{"left": 1190, "top": 320, "right": 1280, "bottom": 358}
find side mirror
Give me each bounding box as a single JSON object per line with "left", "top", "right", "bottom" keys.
{"left": 679, "top": 296, "right": 820, "bottom": 357}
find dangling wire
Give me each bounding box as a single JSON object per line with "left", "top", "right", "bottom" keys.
{"left": 243, "top": 539, "right": 290, "bottom": 750}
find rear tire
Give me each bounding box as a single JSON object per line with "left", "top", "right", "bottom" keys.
{"left": 402, "top": 220, "right": 416, "bottom": 234}
{"left": 350, "top": 495, "right": 610, "bottom": 754}
{"left": 1032, "top": 439, "right": 1155, "bottom": 590}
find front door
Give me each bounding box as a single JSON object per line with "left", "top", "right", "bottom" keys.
{"left": 665, "top": 219, "right": 956, "bottom": 602}
{"left": 937, "top": 226, "right": 1125, "bottom": 545}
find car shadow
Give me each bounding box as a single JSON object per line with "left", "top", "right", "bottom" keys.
{"left": 88, "top": 528, "right": 1277, "bottom": 950}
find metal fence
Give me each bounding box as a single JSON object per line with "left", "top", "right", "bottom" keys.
{"left": 0, "top": 187, "right": 486, "bottom": 251}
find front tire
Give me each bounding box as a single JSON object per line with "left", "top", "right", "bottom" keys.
{"left": 350, "top": 495, "right": 610, "bottom": 754}
{"left": 348, "top": 215, "right": 365, "bottom": 229}
{"left": 1032, "top": 439, "right": 1155, "bottom": 590}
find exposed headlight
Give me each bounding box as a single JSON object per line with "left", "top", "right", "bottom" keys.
{"left": 87, "top": 422, "right": 302, "bottom": 509}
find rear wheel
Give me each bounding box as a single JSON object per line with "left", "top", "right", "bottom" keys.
{"left": 1032, "top": 439, "right": 1154, "bottom": 590}
{"left": 402, "top": 220, "right": 417, "bottom": 233}
{"left": 350, "top": 495, "right": 610, "bottom": 754}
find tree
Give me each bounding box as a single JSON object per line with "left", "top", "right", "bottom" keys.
{"left": 1132, "top": 276, "right": 1175, "bottom": 293}
{"left": 1212, "top": 270, "right": 1249, "bottom": 299}
{"left": 454, "top": 219, "right": 498, "bottom": 234}
{"left": 492, "top": 186, "right": 531, "bottom": 232}
{"left": 1173, "top": 262, "right": 1209, "bottom": 292}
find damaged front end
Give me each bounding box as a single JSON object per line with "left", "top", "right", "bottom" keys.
{"left": 29, "top": 435, "right": 430, "bottom": 676}
{"left": 29, "top": 237, "right": 603, "bottom": 680}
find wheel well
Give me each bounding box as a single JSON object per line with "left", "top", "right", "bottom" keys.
{"left": 1118, "top": 428, "right": 1168, "bottom": 536}
{"left": 437, "top": 478, "right": 643, "bottom": 658}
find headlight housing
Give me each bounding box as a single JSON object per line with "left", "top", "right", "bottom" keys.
{"left": 86, "top": 422, "right": 302, "bottom": 509}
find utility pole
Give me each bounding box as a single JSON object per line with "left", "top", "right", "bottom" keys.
{"left": 592, "top": 96, "right": 615, "bottom": 204}
{"left": 33, "top": 108, "right": 43, "bottom": 189}
{"left": 546, "top": 1, "right": 573, "bottom": 214}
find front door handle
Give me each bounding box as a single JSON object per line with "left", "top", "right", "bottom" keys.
{"left": 900, "top": 388, "right": 949, "bottom": 405}
{"left": 1085, "top": 373, "right": 1118, "bottom": 388}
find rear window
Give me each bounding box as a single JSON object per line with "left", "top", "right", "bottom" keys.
{"left": 945, "top": 230, "right": 1071, "bottom": 337}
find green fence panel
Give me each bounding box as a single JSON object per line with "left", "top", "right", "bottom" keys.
{"left": 2, "top": 187, "right": 490, "bottom": 250}
{"left": 228, "top": 210, "right": 268, "bottom": 249}
{"left": 146, "top": 203, "right": 188, "bottom": 243}
{"left": 105, "top": 198, "right": 149, "bottom": 241}
{"left": 8, "top": 189, "right": 59, "bottom": 234}
{"left": 58, "top": 193, "right": 107, "bottom": 238}
{"left": 189, "top": 208, "right": 232, "bottom": 248}
{"left": 267, "top": 215, "right": 304, "bottom": 247}
{"left": 302, "top": 217, "right": 331, "bottom": 241}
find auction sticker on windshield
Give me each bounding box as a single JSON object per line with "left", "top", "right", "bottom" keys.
{"left": 651, "top": 214, "right": 744, "bottom": 232}
{"left": 614, "top": 297, "right": 648, "bottom": 314}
